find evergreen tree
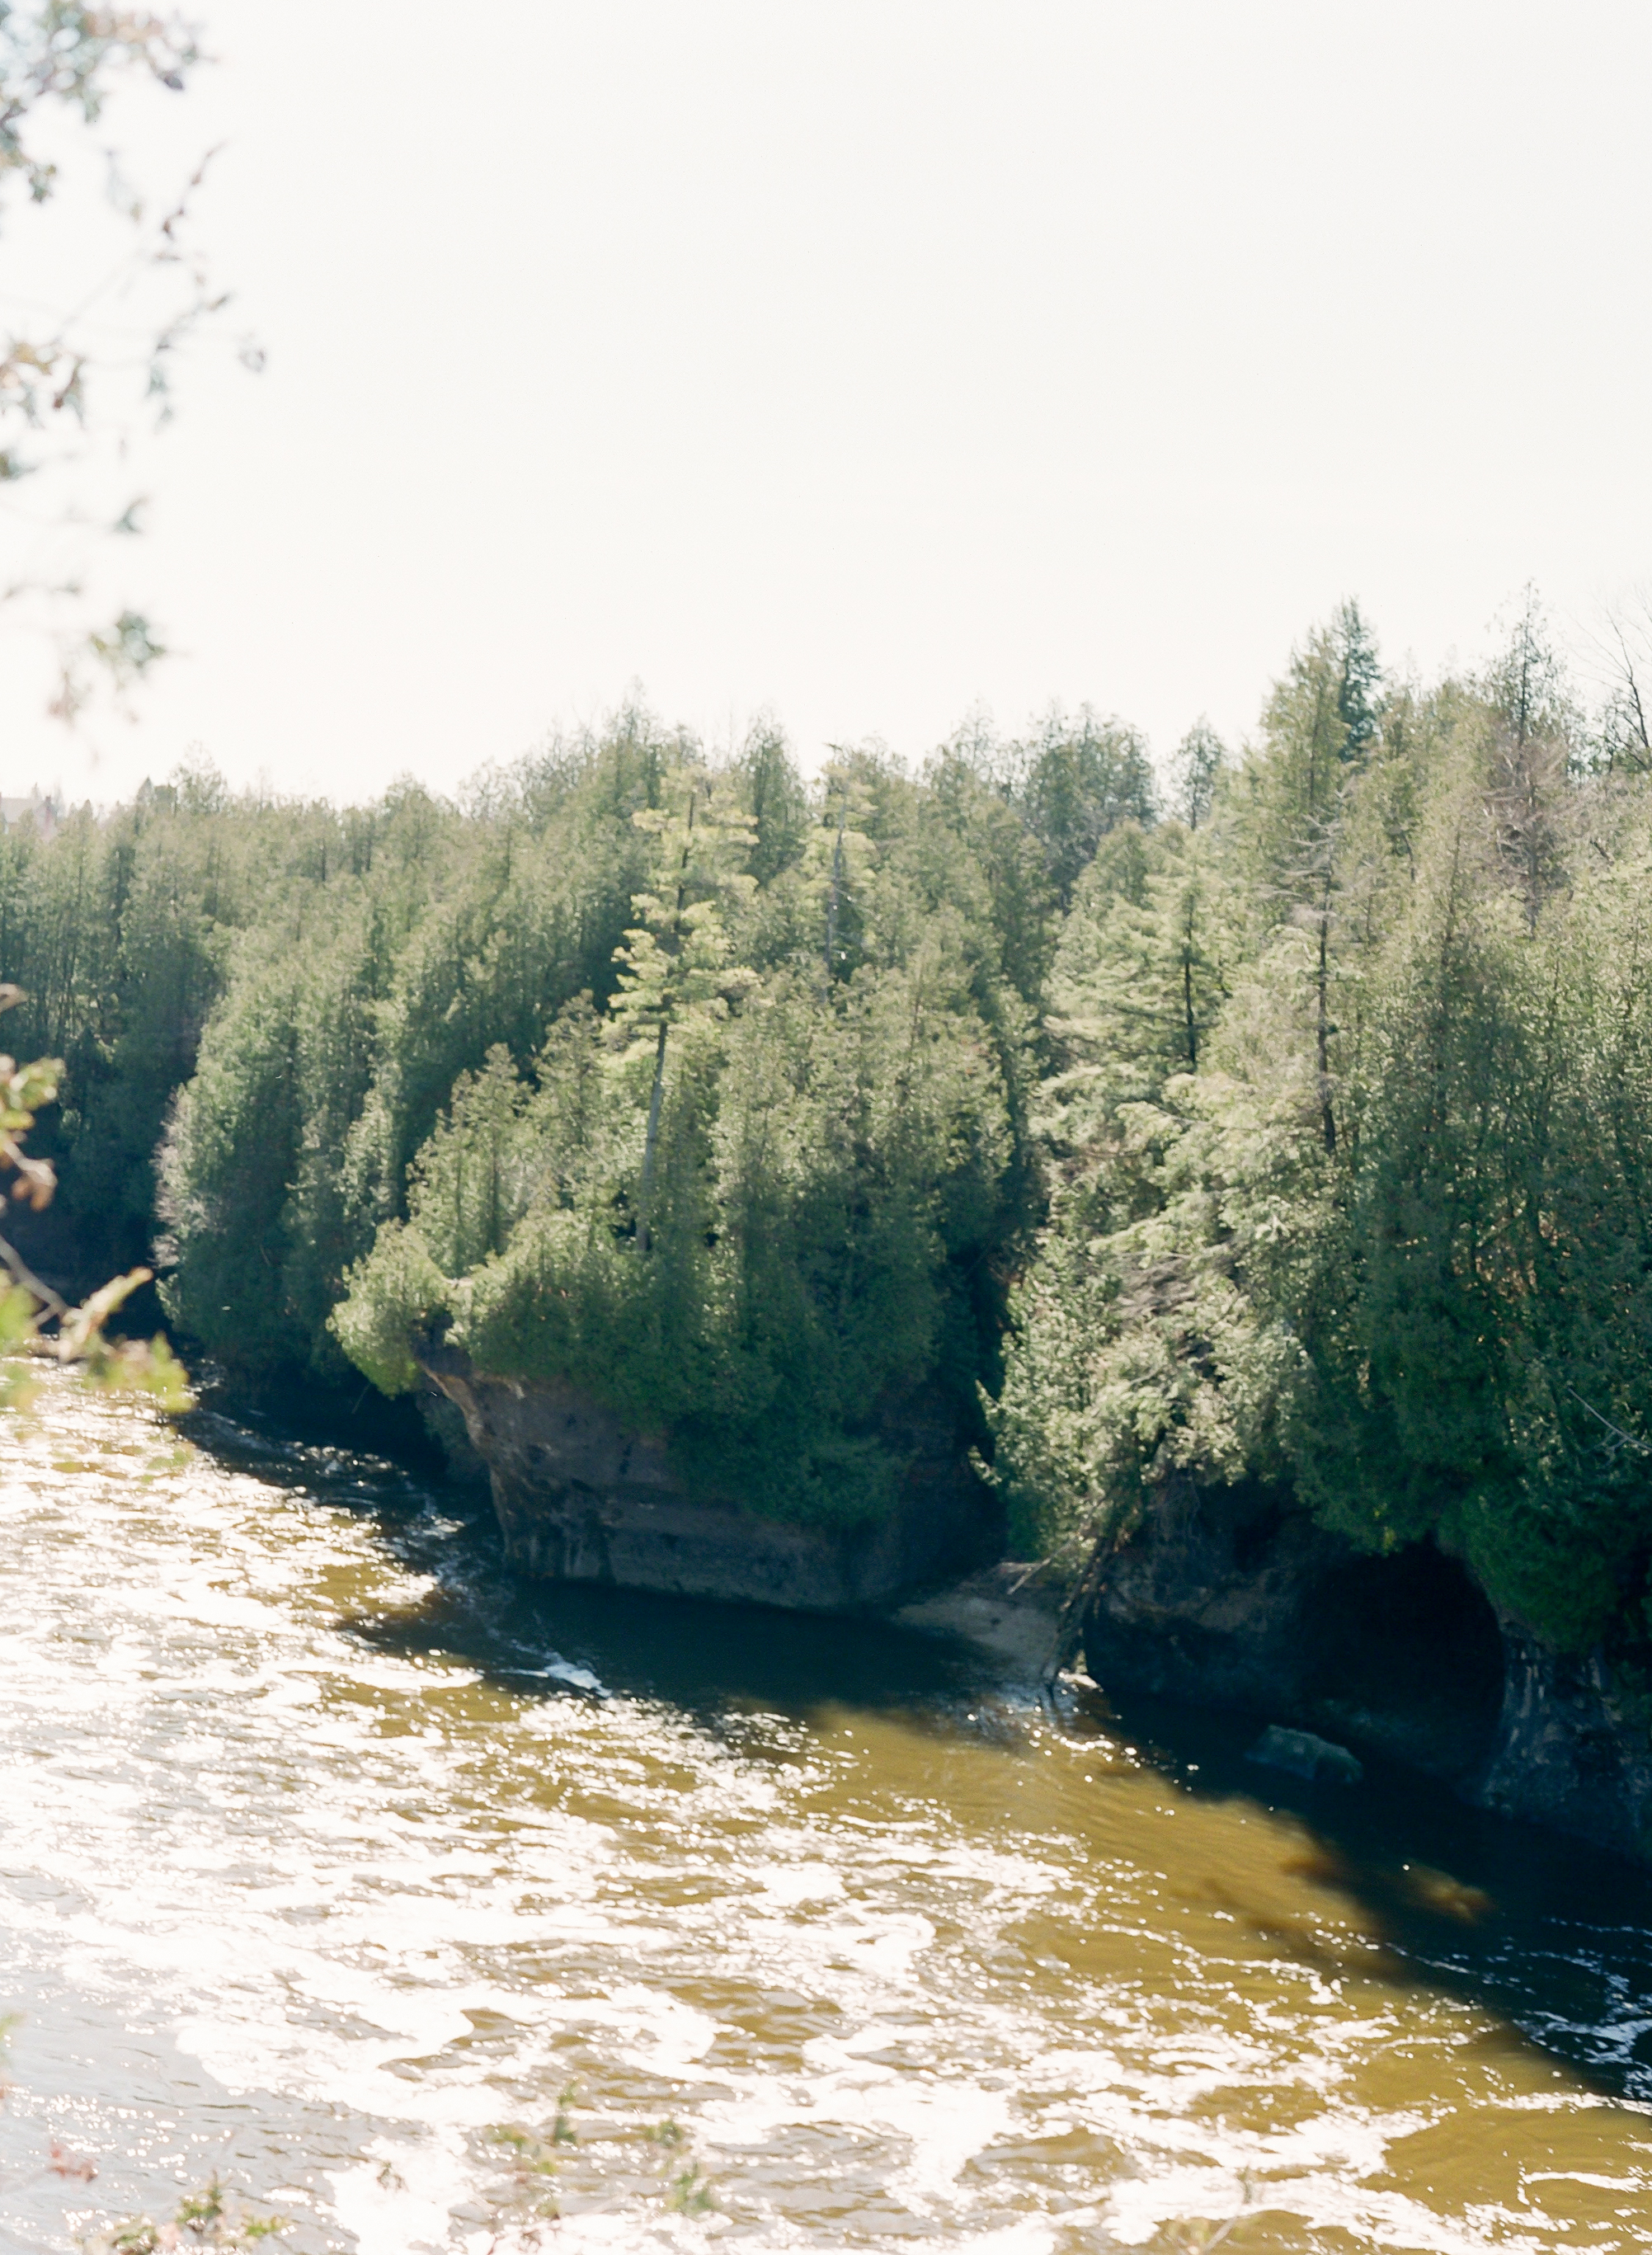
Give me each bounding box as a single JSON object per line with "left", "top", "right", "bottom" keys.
{"left": 990, "top": 609, "right": 1652, "bottom": 1659}
{"left": 610, "top": 770, "right": 757, "bottom": 1251}
{"left": 1333, "top": 598, "right": 1383, "bottom": 761}
{"left": 1170, "top": 719, "right": 1226, "bottom": 830}
{"left": 20, "top": 628, "right": 1652, "bottom": 1678}
{"left": 1014, "top": 707, "right": 1157, "bottom": 906}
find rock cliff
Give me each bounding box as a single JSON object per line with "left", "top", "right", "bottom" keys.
{"left": 1476, "top": 1621, "right": 1652, "bottom": 1862}
{"left": 421, "top": 1340, "right": 1652, "bottom": 1858}
{"left": 1081, "top": 1476, "right": 1652, "bottom": 1862}
{"left": 417, "top": 1341, "right": 1000, "bottom": 1612}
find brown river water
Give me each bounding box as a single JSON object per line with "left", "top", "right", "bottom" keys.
{"left": 3, "top": 1368, "right": 1652, "bottom": 2251}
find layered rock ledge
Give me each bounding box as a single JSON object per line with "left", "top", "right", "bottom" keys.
{"left": 418, "top": 1341, "right": 1000, "bottom": 1612}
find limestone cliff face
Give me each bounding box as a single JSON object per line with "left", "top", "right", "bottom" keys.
{"left": 1476, "top": 1622, "right": 1652, "bottom": 1862}
{"left": 418, "top": 1342, "right": 1000, "bottom": 1612}
{"left": 1081, "top": 1478, "right": 1652, "bottom": 1862}
{"left": 420, "top": 1339, "right": 1652, "bottom": 1857}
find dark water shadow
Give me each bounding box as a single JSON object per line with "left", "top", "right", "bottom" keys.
{"left": 1066, "top": 1676, "right": 1652, "bottom": 2102}
{"left": 181, "top": 1391, "right": 1652, "bottom": 2107}
{"left": 181, "top": 1391, "right": 998, "bottom": 1722}
{"left": 183, "top": 1366, "right": 452, "bottom": 1480}
{"left": 341, "top": 1493, "right": 997, "bottom": 1719}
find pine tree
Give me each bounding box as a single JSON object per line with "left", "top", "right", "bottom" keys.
{"left": 609, "top": 770, "right": 756, "bottom": 1252}
{"left": 1014, "top": 707, "right": 1157, "bottom": 906}
{"left": 1170, "top": 719, "right": 1226, "bottom": 830}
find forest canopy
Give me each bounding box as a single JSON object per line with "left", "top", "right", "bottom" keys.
{"left": 8, "top": 605, "right": 1652, "bottom": 1649}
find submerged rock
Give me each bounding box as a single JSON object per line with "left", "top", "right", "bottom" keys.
{"left": 1246, "top": 1725, "right": 1363, "bottom": 1786}
{"left": 417, "top": 1342, "right": 1000, "bottom": 1613}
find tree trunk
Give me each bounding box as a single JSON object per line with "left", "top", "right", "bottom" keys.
{"left": 637, "top": 1019, "right": 669, "bottom": 1254}
{"left": 1316, "top": 872, "right": 1336, "bottom": 1155}
{"left": 824, "top": 788, "right": 848, "bottom": 982}
{"left": 637, "top": 787, "right": 697, "bottom": 1253}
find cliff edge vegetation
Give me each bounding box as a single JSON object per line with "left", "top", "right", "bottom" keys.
{"left": 9, "top": 600, "right": 1652, "bottom": 1664}
{"left": 0, "top": 704, "right": 1152, "bottom": 1525}
{"left": 989, "top": 596, "right": 1652, "bottom": 1662}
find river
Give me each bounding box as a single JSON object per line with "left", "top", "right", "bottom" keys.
{"left": 2, "top": 1369, "right": 1651, "bottom": 2251}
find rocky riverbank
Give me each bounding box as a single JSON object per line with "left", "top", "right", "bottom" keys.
{"left": 415, "top": 1344, "right": 1652, "bottom": 1863}
{"left": 1080, "top": 1476, "right": 1652, "bottom": 1864}
{"left": 417, "top": 1343, "right": 1001, "bottom": 1612}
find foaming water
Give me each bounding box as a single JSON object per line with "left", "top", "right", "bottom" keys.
{"left": 3, "top": 1373, "right": 1652, "bottom": 2250}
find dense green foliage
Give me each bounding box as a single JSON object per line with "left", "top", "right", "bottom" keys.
{"left": 991, "top": 601, "right": 1652, "bottom": 1650}
{"left": 12, "top": 617, "right": 1652, "bottom": 1640}
{"left": 332, "top": 746, "right": 1048, "bottom": 1523}
{"left": 0, "top": 708, "right": 1126, "bottom": 1522}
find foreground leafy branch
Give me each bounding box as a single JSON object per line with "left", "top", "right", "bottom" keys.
{"left": 0, "top": 983, "right": 187, "bottom": 1404}
{"left": 0, "top": 2, "right": 257, "bottom": 720}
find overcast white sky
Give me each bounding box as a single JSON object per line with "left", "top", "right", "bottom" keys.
{"left": 6, "top": 1, "right": 1652, "bottom": 806}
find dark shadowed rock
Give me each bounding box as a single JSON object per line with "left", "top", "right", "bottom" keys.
{"left": 1476, "top": 1617, "right": 1652, "bottom": 1863}
{"left": 1080, "top": 1474, "right": 1652, "bottom": 1863}
{"left": 1247, "top": 1725, "right": 1363, "bottom": 1786}
{"left": 417, "top": 1341, "right": 1000, "bottom": 1612}
{"left": 1082, "top": 1476, "right": 1341, "bottom": 1711}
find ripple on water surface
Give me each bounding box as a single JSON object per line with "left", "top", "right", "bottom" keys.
{"left": 2, "top": 1370, "right": 1652, "bottom": 2251}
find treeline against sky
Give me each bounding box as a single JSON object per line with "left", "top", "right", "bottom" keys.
{"left": 0, "top": 709, "right": 1151, "bottom": 1525}
{"left": 7, "top": 603, "right": 1652, "bottom": 1646}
